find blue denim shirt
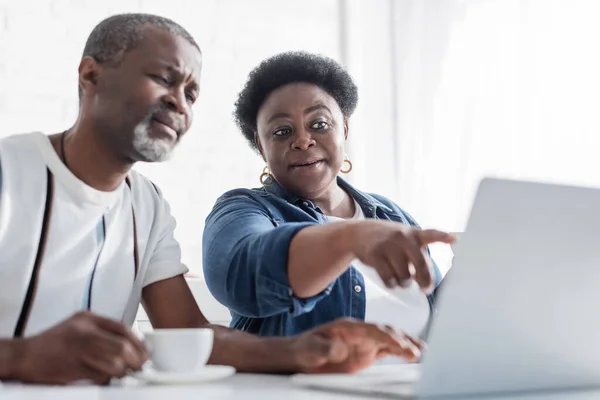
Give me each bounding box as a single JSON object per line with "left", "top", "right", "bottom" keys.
{"left": 202, "top": 177, "right": 441, "bottom": 337}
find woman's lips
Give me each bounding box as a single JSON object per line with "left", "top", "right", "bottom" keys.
{"left": 290, "top": 159, "right": 325, "bottom": 168}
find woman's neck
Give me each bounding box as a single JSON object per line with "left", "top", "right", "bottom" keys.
{"left": 309, "top": 182, "right": 355, "bottom": 219}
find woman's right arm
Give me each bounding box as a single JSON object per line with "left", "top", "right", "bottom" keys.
{"left": 202, "top": 194, "right": 320, "bottom": 318}
{"left": 286, "top": 223, "right": 357, "bottom": 298}
{"left": 203, "top": 194, "right": 454, "bottom": 317}
{"left": 288, "top": 220, "right": 455, "bottom": 298}
{"left": 203, "top": 195, "right": 355, "bottom": 314}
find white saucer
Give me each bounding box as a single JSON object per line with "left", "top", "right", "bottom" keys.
{"left": 128, "top": 364, "right": 236, "bottom": 385}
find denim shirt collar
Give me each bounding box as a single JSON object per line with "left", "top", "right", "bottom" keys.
{"left": 262, "top": 176, "right": 393, "bottom": 218}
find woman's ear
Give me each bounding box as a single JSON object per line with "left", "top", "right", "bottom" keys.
{"left": 343, "top": 119, "right": 349, "bottom": 140}
{"left": 254, "top": 132, "right": 266, "bottom": 162}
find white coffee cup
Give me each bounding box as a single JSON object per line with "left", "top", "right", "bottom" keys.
{"left": 144, "top": 328, "right": 214, "bottom": 373}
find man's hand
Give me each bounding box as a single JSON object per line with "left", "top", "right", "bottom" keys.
{"left": 11, "top": 311, "right": 147, "bottom": 385}
{"left": 290, "top": 318, "right": 423, "bottom": 374}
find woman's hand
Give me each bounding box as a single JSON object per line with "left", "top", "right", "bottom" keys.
{"left": 346, "top": 220, "right": 455, "bottom": 293}
{"left": 291, "top": 318, "right": 423, "bottom": 374}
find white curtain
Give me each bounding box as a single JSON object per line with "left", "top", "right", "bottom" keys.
{"left": 342, "top": 0, "right": 600, "bottom": 274}
{"left": 380, "top": 0, "right": 600, "bottom": 233}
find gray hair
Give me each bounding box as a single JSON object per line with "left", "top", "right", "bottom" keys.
{"left": 79, "top": 13, "right": 201, "bottom": 100}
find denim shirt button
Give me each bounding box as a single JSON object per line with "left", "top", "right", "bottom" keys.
{"left": 302, "top": 201, "right": 309, "bottom": 207}
{"left": 353, "top": 285, "right": 362, "bottom": 293}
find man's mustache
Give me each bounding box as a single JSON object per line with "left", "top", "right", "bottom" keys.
{"left": 144, "top": 105, "right": 185, "bottom": 137}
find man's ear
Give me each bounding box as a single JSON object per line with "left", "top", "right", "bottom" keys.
{"left": 78, "top": 56, "right": 101, "bottom": 100}
{"left": 254, "top": 132, "right": 267, "bottom": 162}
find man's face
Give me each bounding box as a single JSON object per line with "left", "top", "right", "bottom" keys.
{"left": 87, "top": 26, "right": 202, "bottom": 163}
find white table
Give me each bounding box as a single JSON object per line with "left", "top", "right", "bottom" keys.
{"left": 3, "top": 373, "right": 600, "bottom": 400}
{"left": 2, "top": 373, "right": 353, "bottom": 400}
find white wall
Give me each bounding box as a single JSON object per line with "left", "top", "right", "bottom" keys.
{"left": 0, "top": 0, "right": 407, "bottom": 322}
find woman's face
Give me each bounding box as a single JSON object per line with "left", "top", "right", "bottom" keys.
{"left": 255, "top": 82, "right": 347, "bottom": 199}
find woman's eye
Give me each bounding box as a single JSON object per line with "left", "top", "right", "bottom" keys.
{"left": 274, "top": 127, "right": 292, "bottom": 136}
{"left": 311, "top": 121, "right": 329, "bottom": 130}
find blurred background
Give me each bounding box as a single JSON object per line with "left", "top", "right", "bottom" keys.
{"left": 2, "top": 0, "right": 600, "bottom": 324}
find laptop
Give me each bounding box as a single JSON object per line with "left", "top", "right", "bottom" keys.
{"left": 292, "top": 177, "right": 600, "bottom": 398}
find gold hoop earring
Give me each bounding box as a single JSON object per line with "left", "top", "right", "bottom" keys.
{"left": 260, "top": 165, "right": 274, "bottom": 186}
{"left": 340, "top": 154, "right": 353, "bottom": 174}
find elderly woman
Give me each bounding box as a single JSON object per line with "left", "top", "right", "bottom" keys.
{"left": 203, "top": 51, "right": 454, "bottom": 340}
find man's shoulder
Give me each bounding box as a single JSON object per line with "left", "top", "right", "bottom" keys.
{"left": 0, "top": 132, "right": 49, "bottom": 176}
{"left": 0, "top": 131, "right": 45, "bottom": 151}
{"left": 127, "top": 170, "right": 164, "bottom": 203}
{"left": 126, "top": 171, "right": 177, "bottom": 232}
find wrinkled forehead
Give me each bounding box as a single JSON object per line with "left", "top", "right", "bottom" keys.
{"left": 124, "top": 26, "right": 202, "bottom": 77}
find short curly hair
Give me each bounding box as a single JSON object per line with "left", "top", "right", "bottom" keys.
{"left": 234, "top": 51, "right": 359, "bottom": 152}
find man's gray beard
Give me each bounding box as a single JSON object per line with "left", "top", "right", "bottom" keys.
{"left": 132, "top": 121, "right": 175, "bottom": 162}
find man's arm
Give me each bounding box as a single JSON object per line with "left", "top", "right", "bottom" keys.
{"left": 0, "top": 339, "right": 21, "bottom": 379}
{"left": 142, "top": 275, "right": 421, "bottom": 374}
{"left": 142, "top": 275, "right": 299, "bottom": 373}
{"left": 143, "top": 189, "right": 302, "bottom": 371}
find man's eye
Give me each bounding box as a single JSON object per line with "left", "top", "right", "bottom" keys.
{"left": 185, "top": 92, "right": 196, "bottom": 103}
{"left": 151, "top": 75, "right": 171, "bottom": 85}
